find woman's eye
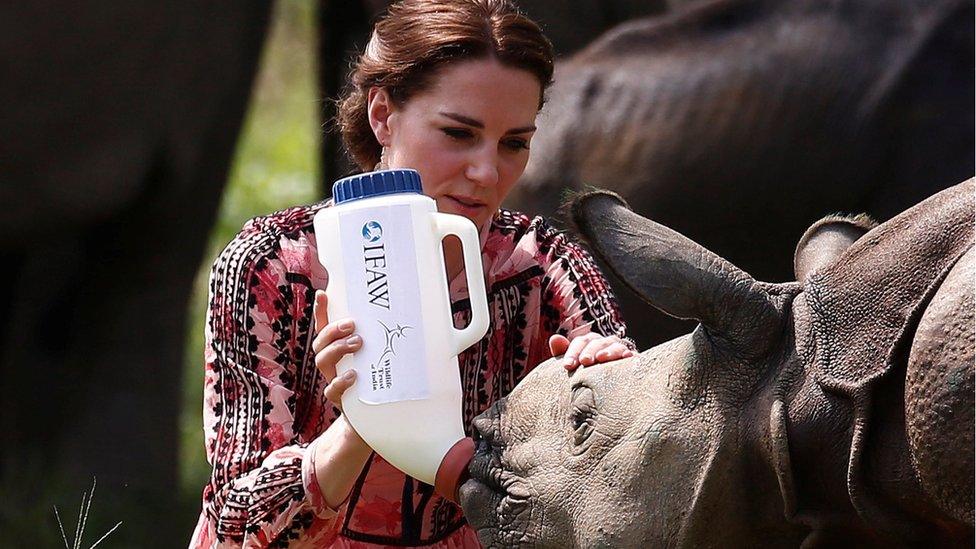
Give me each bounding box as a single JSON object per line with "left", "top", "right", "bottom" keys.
{"left": 442, "top": 127, "right": 473, "bottom": 140}
{"left": 502, "top": 138, "right": 529, "bottom": 152}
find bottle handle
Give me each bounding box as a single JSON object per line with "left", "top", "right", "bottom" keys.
{"left": 432, "top": 213, "right": 490, "bottom": 355}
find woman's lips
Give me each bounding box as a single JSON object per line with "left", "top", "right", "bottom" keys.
{"left": 443, "top": 195, "right": 486, "bottom": 217}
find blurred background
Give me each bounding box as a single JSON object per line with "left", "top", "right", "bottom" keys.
{"left": 176, "top": 0, "right": 320, "bottom": 533}
{"left": 1, "top": 1, "right": 327, "bottom": 544}
{"left": 0, "top": 0, "right": 971, "bottom": 546}
{"left": 180, "top": 0, "right": 324, "bottom": 506}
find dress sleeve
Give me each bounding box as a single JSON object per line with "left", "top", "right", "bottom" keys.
{"left": 536, "top": 220, "right": 632, "bottom": 345}
{"left": 189, "top": 226, "right": 342, "bottom": 548}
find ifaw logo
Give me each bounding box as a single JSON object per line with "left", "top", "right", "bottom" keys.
{"left": 362, "top": 221, "right": 383, "bottom": 243}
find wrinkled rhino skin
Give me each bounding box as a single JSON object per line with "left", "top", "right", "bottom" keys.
{"left": 460, "top": 180, "right": 975, "bottom": 547}
{"left": 905, "top": 246, "right": 974, "bottom": 525}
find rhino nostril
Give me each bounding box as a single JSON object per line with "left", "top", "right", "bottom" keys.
{"left": 474, "top": 436, "right": 491, "bottom": 455}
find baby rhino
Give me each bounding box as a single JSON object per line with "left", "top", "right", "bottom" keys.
{"left": 459, "top": 180, "right": 974, "bottom": 547}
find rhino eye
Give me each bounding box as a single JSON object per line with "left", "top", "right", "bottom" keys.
{"left": 570, "top": 385, "right": 597, "bottom": 446}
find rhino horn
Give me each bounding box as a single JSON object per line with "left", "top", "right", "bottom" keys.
{"left": 572, "top": 190, "right": 784, "bottom": 356}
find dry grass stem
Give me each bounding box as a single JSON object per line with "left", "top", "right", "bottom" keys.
{"left": 53, "top": 505, "right": 70, "bottom": 549}
{"left": 88, "top": 521, "right": 123, "bottom": 549}
{"left": 52, "top": 478, "right": 122, "bottom": 549}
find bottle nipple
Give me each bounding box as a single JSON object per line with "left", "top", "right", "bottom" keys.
{"left": 434, "top": 437, "right": 476, "bottom": 503}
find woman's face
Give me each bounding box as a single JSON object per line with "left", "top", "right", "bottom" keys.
{"left": 368, "top": 57, "right": 542, "bottom": 228}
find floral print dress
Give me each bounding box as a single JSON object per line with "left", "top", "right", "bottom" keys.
{"left": 189, "top": 202, "right": 629, "bottom": 548}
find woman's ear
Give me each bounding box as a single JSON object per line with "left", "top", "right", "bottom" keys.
{"left": 367, "top": 87, "right": 395, "bottom": 147}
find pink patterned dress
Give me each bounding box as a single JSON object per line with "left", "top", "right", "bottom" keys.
{"left": 189, "top": 202, "right": 629, "bottom": 548}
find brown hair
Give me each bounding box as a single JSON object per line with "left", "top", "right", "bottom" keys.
{"left": 337, "top": 0, "right": 555, "bottom": 171}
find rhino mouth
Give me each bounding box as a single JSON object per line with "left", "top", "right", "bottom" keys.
{"left": 460, "top": 414, "right": 536, "bottom": 546}
{"left": 460, "top": 446, "right": 534, "bottom": 546}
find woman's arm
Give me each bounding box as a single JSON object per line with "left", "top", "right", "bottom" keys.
{"left": 190, "top": 227, "right": 353, "bottom": 548}
{"left": 309, "top": 415, "right": 371, "bottom": 508}
{"left": 307, "top": 289, "right": 375, "bottom": 509}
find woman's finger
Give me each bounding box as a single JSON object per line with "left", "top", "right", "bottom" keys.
{"left": 548, "top": 334, "right": 570, "bottom": 358}
{"left": 324, "top": 369, "right": 358, "bottom": 410}
{"left": 563, "top": 333, "right": 599, "bottom": 370}
{"left": 312, "top": 318, "right": 356, "bottom": 354}
{"left": 313, "top": 290, "right": 329, "bottom": 334}
{"left": 578, "top": 337, "right": 617, "bottom": 366}
{"left": 594, "top": 342, "right": 633, "bottom": 364}
{"left": 315, "top": 335, "right": 362, "bottom": 380}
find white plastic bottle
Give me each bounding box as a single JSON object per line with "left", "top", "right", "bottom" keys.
{"left": 313, "top": 169, "right": 488, "bottom": 500}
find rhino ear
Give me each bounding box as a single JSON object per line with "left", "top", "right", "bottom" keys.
{"left": 794, "top": 214, "right": 877, "bottom": 281}
{"left": 572, "top": 190, "right": 783, "bottom": 356}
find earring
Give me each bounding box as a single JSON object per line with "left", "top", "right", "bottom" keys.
{"left": 374, "top": 145, "right": 389, "bottom": 171}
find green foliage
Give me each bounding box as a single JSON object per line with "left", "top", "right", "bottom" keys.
{"left": 178, "top": 0, "right": 322, "bottom": 518}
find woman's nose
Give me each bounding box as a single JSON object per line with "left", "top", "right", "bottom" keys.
{"left": 465, "top": 147, "right": 500, "bottom": 188}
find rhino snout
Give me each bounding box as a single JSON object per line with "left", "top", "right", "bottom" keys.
{"left": 461, "top": 402, "right": 541, "bottom": 546}
{"left": 467, "top": 404, "right": 507, "bottom": 493}
{"left": 471, "top": 405, "right": 501, "bottom": 446}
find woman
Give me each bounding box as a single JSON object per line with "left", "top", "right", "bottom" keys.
{"left": 191, "top": 1, "right": 633, "bottom": 546}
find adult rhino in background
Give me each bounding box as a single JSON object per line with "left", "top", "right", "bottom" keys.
{"left": 461, "top": 180, "right": 975, "bottom": 547}
{"left": 505, "top": 0, "right": 975, "bottom": 347}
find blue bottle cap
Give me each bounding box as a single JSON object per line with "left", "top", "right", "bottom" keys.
{"left": 332, "top": 169, "right": 423, "bottom": 204}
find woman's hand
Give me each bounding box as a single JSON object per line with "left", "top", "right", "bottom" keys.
{"left": 311, "top": 289, "right": 374, "bottom": 509}
{"left": 548, "top": 333, "right": 635, "bottom": 371}
{"left": 312, "top": 290, "right": 363, "bottom": 410}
